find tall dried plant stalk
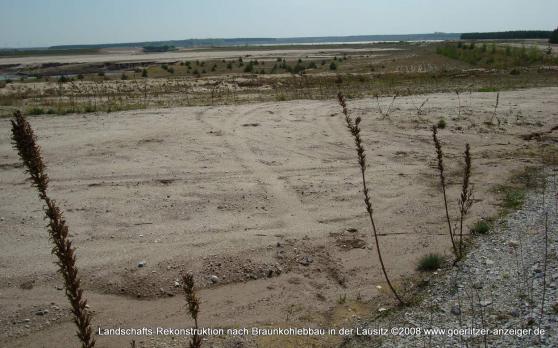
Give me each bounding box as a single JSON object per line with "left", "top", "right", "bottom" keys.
{"left": 432, "top": 125, "right": 458, "bottom": 257}
{"left": 11, "top": 110, "right": 95, "bottom": 348}
{"left": 540, "top": 213, "right": 549, "bottom": 327}
{"left": 458, "top": 144, "right": 473, "bottom": 256}
{"left": 490, "top": 92, "right": 500, "bottom": 124}
{"left": 182, "top": 272, "right": 202, "bottom": 348}
{"left": 337, "top": 93, "right": 405, "bottom": 305}
{"left": 455, "top": 90, "right": 461, "bottom": 119}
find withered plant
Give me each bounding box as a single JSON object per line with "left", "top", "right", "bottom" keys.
{"left": 11, "top": 110, "right": 95, "bottom": 348}
{"left": 458, "top": 144, "right": 473, "bottom": 255}
{"left": 432, "top": 126, "right": 474, "bottom": 259}
{"left": 337, "top": 93, "right": 406, "bottom": 305}
{"left": 432, "top": 125, "right": 458, "bottom": 257}
{"left": 489, "top": 92, "right": 500, "bottom": 124}
{"left": 182, "top": 272, "right": 202, "bottom": 348}
{"left": 376, "top": 93, "right": 398, "bottom": 119}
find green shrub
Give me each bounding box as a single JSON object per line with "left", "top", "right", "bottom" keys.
{"left": 417, "top": 253, "right": 443, "bottom": 271}
{"left": 329, "top": 62, "right": 337, "bottom": 70}
{"left": 437, "top": 118, "right": 447, "bottom": 129}
{"left": 142, "top": 69, "right": 148, "bottom": 77}
{"left": 471, "top": 220, "right": 490, "bottom": 234}
{"left": 503, "top": 189, "right": 525, "bottom": 209}
{"left": 27, "top": 107, "right": 45, "bottom": 115}
{"left": 244, "top": 62, "right": 254, "bottom": 73}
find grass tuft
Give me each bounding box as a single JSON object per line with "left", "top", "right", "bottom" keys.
{"left": 417, "top": 253, "right": 443, "bottom": 272}
{"left": 471, "top": 220, "right": 491, "bottom": 234}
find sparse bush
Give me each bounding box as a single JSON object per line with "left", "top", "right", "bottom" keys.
{"left": 502, "top": 188, "right": 525, "bottom": 209}
{"left": 142, "top": 69, "right": 148, "bottom": 77}
{"left": 437, "top": 118, "right": 447, "bottom": 129}
{"left": 243, "top": 62, "right": 254, "bottom": 73}
{"left": 329, "top": 62, "right": 337, "bottom": 70}
{"left": 471, "top": 220, "right": 490, "bottom": 234}
{"left": 121, "top": 73, "right": 128, "bottom": 80}
{"left": 27, "top": 107, "right": 45, "bottom": 115}
{"left": 417, "top": 253, "right": 443, "bottom": 271}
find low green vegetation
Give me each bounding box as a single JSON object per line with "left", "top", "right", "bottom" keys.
{"left": 501, "top": 187, "right": 526, "bottom": 209}
{"left": 436, "top": 42, "right": 558, "bottom": 69}
{"left": 417, "top": 253, "right": 443, "bottom": 271}
{"left": 471, "top": 220, "right": 491, "bottom": 234}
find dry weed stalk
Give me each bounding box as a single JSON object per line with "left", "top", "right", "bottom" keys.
{"left": 458, "top": 144, "right": 473, "bottom": 255}
{"left": 182, "top": 272, "right": 202, "bottom": 348}
{"left": 11, "top": 110, "right": 95, "bottom": 348}
{"left": 337, "top": 93, "right": 406, "bottom": 305}
{"left": 432, "top": 125, "right": 458, "bottom": 257}
{"left": 376, "top": 93, "right": 398, "bottom": 119}
{"left": 540, "top": 213, "right": 549, "bottom": 327}
{"left": 455, "top": 90, "right": 461, "bottom": 119}
{"left": 490, "top": 92, "right": 500, "bottom": 124}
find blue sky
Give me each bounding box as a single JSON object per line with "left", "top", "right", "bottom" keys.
{"left": 1, "top": 0, "right": 557, "bottom": 48}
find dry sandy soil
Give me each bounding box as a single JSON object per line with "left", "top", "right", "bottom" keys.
{"left": 1, "top": 87, "right": 557, "bottom": 347}
{"left": 0, "top": 46, "right": 398, "bottom": 66}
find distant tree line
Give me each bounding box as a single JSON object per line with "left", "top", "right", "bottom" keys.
{"left": 460, "top": 31, "right": 551, "bottom": 40}
{"left": 550, "top": 28, "right": 558, "bottom": 44}
{"left": 143, "top": 45, "right": 176, "bottom": 53}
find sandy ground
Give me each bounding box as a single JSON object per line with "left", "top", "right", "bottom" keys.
{"left": 1, "top": 88, "right": 557, "bottom": 347}
{"left": 0, "top": 47, "right": 397, "bottom": 66}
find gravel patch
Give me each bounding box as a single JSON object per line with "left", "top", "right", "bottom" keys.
{"left": 347, "top": 168, "right": 558, "bottom": 348}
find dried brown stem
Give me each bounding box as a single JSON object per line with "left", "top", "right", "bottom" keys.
{"left": 338, "top": 93, "right": 406, "bottom": 305}
{"left": 432, "top": 125, "right": 459, "bottom": 257}
{"left": 182, "top": 272, "right": 202, "bottom": 348}
{"left": 458, "top": 144, "right": 473, "bottom": 256}
{"left": 11, "top": 110, "right": 95, "bottom": 348}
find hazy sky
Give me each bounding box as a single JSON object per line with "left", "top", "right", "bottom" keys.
{"left": 1, "top": 0, "right": 557, "bottom": 48}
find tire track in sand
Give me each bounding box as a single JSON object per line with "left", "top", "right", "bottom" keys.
{"left": 202, "top": 104, "right": 323, "bottom": 235}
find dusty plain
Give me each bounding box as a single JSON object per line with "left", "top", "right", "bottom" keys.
{"left": 1, "top": 42, "right": 557, "bottom": 347}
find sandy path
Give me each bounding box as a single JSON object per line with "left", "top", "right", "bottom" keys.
{"left": 1, "top": 87, "right": 557, "bottom": 347}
